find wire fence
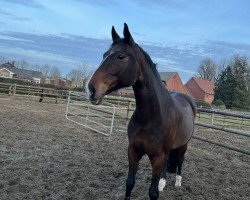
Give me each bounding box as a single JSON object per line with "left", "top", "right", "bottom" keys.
{"left": 66, "top": 92, "right": 116, "bottom": 136}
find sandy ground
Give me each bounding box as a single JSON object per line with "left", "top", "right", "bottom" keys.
{"left": 0, "top": 97, "right": 249, "bottom": 200}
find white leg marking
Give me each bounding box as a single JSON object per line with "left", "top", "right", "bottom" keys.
{"left": 175, "top": 175, "right": 182, "bottom": 187}
{"left": 158, "top": 178, "right": 166, "bottom": 191}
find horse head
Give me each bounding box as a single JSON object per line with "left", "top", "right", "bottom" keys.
{"left": 87, "top": 23, "right": 141, "bottom": 105}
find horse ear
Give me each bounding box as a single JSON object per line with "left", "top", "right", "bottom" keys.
{"left": 123, "top": 23, "right": 134, "bottom": 44}
{"left": 111, "top": 26, "right": 120, "bottom": 42}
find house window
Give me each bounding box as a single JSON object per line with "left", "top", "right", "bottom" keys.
{"left": 33, "top": 78, "right": 41, "bottom": 84}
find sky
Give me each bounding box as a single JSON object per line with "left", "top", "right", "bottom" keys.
{"left": 0, "top": 0, "right": 250, "bottom": 82}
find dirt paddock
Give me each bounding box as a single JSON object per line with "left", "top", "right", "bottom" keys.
{"left": 0, "top": 97, "right": 249, "bottom": 200}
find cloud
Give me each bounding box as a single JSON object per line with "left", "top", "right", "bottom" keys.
{"left": 0, "top": 9, "right": 31, "bottom": 21}
{"left": 132, "top": 0, "right": 187, "bottom": 10}
{"left": 0, "top": 9, "right": 14, "bottom": 16}
{"left": 1, "top": 0, "right": 45, "bottom": 9}
{"left": 75, "top": 0, "right": 186, "bottom": 9}
{"left": 11, "top": 17, "right": 31, "bottom": 21}
{"left": 0, "top": 33, "right": 33, "bottom": 42}
{"left": 72, "top": 0, "right": 120, "bottom": 7}
{"left": 133, "top": 32, "right": 147, "bottom": 37}
{"left": 0, "top": 46, "right": 75, "bottom": 63}
{"left": 0, "top": 31, "right": 249, "bottom": 82}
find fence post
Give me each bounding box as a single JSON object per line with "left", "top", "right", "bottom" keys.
{"left": 13, "top": 84, "right": 16, "bottom": 95}
{"left": 28, "top": 86, "right": 31, "bottom": 97}
{"left": 8, "top": 85, "right": 12, "bottom": 95}
{"left": 126, "top": 100, "right": 131, "bottom": 122}
{"left": 37, "top": 86, "right": 40, "bottom": 96}
{"left": 118, "top": 96, "right": 121, "bottom": 106}
{"left": 240, "top": 117, "right": 243, "bottom": 130}
{"left": 211, "top": 112, "right": 214, "bottom": 125}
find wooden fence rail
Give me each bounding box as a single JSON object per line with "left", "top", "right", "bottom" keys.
{"left": 197, "top": 108, "right": 250, "bottom": 119}
{"left": 0, "top": 82, "right": 68, "bottom": 100}
{"left": 1, "top": 83, "right": 249, "bottom": 154}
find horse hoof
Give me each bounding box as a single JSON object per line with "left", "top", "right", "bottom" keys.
{"left": 158, "top": 178, "right": 166, "bottom": 191}
{"left": 175, "top": 175, "right": 182, "bottom": 187}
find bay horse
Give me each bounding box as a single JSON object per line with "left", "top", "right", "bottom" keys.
{"left": 87, "top": 23, "right": 196, "bottom": 200}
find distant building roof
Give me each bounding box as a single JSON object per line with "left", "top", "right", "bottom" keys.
{"left": 0, "top": 62, "right": 42, "bottom": 79}
{"left": 19, "top": 69, "right": 42, "bottom": 78}
{"left": 0, "top": 62, "right": 20, "bottom": 74}
{"left": 49, "top": 77, "right": 71, "bottom": 82}
{"left": 190, "top": 77, "right": 215, "bottom": 94}
{"left": 159, "top": 72, "right": 177, "bottom": 82}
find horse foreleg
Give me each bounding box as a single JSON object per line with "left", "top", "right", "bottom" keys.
{"left": 149, "top": 153, "right": 165, "bottom": 200}
{"left": 175, "top": 144, "right": 188, "bottom": 187}
{"left": 125, "top": 146, "right": 142, "bottom": 200}
{"left": 158, "top": 153, "right": 169, "bottom": 191}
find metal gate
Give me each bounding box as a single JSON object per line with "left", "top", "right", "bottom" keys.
{"left": 66, "top": 92, "right": 116, "bottom": 136}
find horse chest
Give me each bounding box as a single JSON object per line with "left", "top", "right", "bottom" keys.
{"left": 128, "top": 123, "right": 168, "bottom": 153}
{"left": 129, "top": 119, "right": 181, "bottom": 153}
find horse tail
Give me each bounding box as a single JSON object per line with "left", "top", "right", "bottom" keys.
{"left": 189, "top": 98, "right": 197, "bottom": 117}
{"left": 167, "top": 148, "right": 179, "bottom": 174}
{"left": 184, "top": 95, "right": 197, "bottom": 117}
{"left": 39, "top": 89, "right": 44, "bottom": 102}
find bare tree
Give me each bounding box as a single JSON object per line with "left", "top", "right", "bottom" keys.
{"left": 16, "top": 59, "right": 29, "bottom": 69}
{"left": 41, "top": 64, "right": 51, "bottom": 77}
{"left": 0, "top": 56, "right": 8, "bottom": 65}
{"left": 67, "top": 61, "right": 92, "bottom": 88}
{"left": 197, "top": 58, "right": 217, "bottom": 81}
{"left": 30, "top": 64, "right": 42, "bottom": 72}
{"left": 49, "top": 66, "right": 61, "bottom": 78}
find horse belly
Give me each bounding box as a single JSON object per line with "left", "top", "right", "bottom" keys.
{"left": 171, "top": 115, "right": 194, "bottom": 149}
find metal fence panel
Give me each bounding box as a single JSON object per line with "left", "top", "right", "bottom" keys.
{"left": 66, "top": 92, "right": 116, "bottom": 136}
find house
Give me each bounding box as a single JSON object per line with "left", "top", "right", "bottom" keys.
{"left": 43, "top": 77, "right": 72, "bottom": 89}
{"left": 0, "top": 62, "right": 19, "bottom": 78}
{"left": 0, "top": 67, "right": 15, "bottom": 78}
{"left": 117, "top": 72, "right": 187, "bottom": 96}
{"left": 185, "top": 77, "right": 215, "bottom": 104}
{"left": 159, "top": 72, "right": 188, "bottom": 94}
{"left": 0, "top": 62, "right": 42, "bottom": 84}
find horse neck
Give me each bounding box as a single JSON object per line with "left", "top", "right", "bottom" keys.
{"left": 132, "top": 59, "right": 173, "bottom": 123}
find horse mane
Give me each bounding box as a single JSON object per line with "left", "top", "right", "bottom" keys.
{"left": 136, "top": 45, "right": 162, "bottom": 82}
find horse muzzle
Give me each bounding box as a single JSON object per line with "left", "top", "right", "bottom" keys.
{"left": 87, "top": 83, "right": 106, "bottom": 105}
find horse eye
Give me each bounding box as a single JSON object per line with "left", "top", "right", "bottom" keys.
{"left": 118, "top": 54, "right": 125, "bottom": 60}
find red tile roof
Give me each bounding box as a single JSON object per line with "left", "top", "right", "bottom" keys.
{"left": 192, "top": 77, "right": 215, "bottom": 94}
{"left": 159, "top": 72, "right": 177, "bottom": 82}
